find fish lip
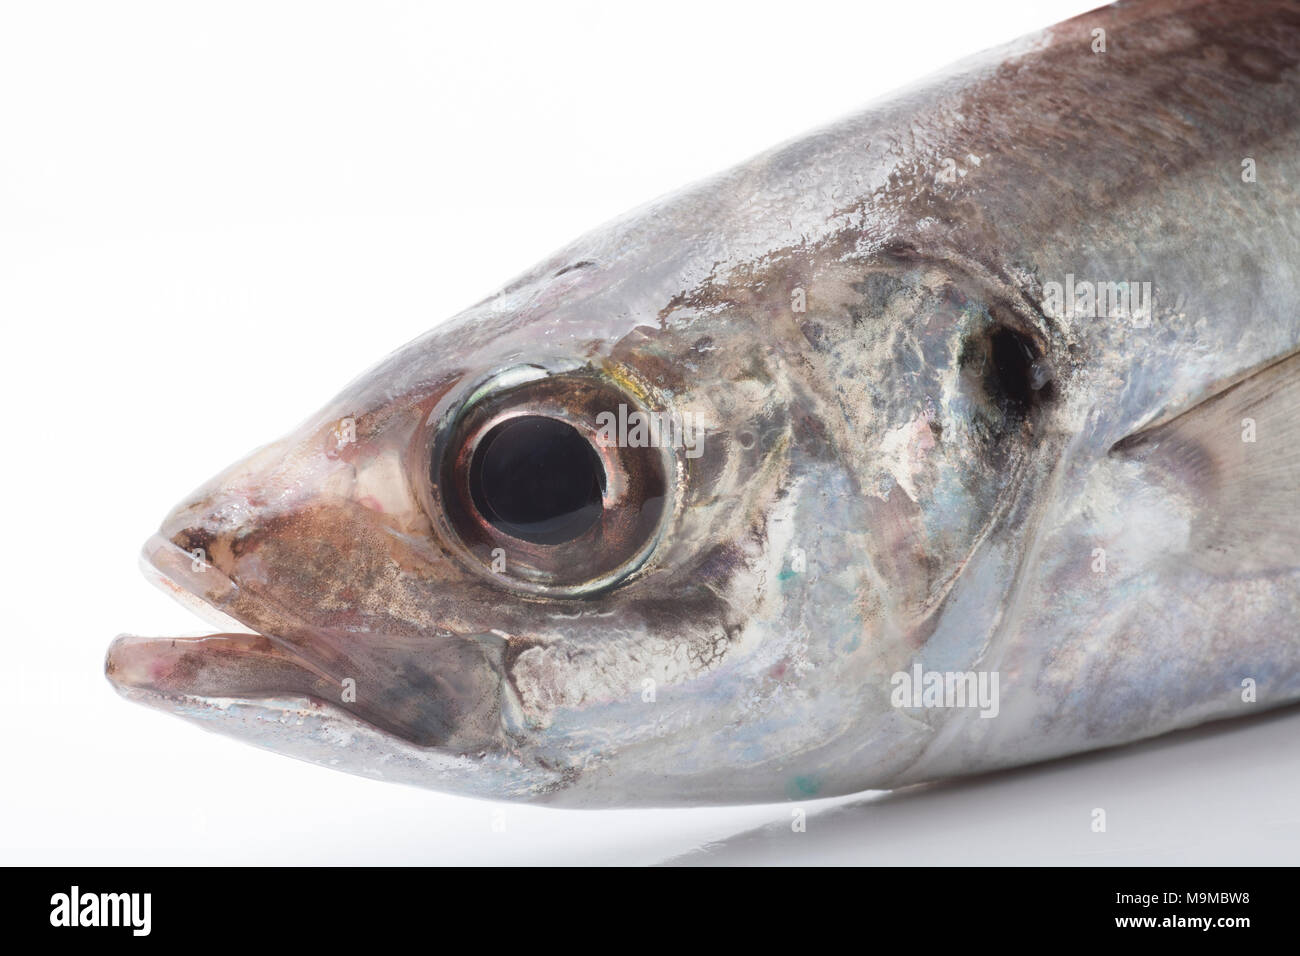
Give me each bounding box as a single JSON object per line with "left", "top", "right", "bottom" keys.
{"left": 106, "top": 533, "right": 310, "bottom": 697}
{"left": 108, "top": 539, "right": 547, "bottom": 799}
{"left": 137, "top": 531, "right": 251, "bottom": 634}
{"left": 107, "top": 536, "right": 378, "bottom": 737}
{"left": 110, "top": 534, "right": 516, "bottom": 749}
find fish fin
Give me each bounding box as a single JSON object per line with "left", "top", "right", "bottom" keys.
{"left": 1110, "top": 349, "right": 1300, "bottom": 575}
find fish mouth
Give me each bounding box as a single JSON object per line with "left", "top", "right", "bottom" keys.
{"left": 105, "top": 533, "right": 341, "bottom": 721}
{"left": 106, "top": 534, "right": 544, "bottom": 798}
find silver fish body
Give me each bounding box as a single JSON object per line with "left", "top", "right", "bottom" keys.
{"left": 108, "top": 0, "right": 1300, "bottom": 806}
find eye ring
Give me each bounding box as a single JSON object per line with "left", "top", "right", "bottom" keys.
{"left": 421, "top": 363, "right": 675, "bottom": 597}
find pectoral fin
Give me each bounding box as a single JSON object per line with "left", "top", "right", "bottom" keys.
{"left": 1111, "top": 350, "right": 1300, "bottom": 575}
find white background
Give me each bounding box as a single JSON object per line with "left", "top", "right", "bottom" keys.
{"left": 4, "top": 0, "right": 1298, "bottom": 865}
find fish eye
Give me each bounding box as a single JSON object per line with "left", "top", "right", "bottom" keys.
{"left": 424, "top": 365, "right": 673, "bottom": 596}
{"left": 469, "top": 416, "right": 605, "bottom": 545}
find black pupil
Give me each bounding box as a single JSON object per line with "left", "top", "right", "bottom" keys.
{"left": 469, "top": 416, "right": 605, "bottom": 545}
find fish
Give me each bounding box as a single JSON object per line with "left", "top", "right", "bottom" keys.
{"left": 106, "top": 0, "right": 1300, "bottom": 807}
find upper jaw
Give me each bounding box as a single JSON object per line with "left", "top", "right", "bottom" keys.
{"left": 137, "top": 531, "right": 249, "bottom": 634}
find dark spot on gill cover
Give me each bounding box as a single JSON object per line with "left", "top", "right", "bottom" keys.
{"left": 961, "top": 324, "right": 1052, "bottom": 433}
{"left": 989, "top": 326, "right": 1038, "bottom": 418}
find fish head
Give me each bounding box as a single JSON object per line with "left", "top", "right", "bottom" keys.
{"left": 107, "top": 241, "right": 1066, "bottom": 806}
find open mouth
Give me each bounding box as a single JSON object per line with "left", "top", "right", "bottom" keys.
{"left": 104, "top": 531, "right": 451, "bottom": 751}
{"left": 104, "top": 534, "right": 543, "bottom": 797}
{"left": 104, "top": 533, "right": 545, "bottom": 799}
{"left": 105, "top": 534, "right": 334, "bottom": 708}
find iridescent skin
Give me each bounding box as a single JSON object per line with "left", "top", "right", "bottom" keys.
{"left": 107, "top": 0, "right": 1300, "bottom": 806}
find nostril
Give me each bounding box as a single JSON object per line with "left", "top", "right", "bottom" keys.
{"left": 168, "top": 525, "right": 217, "bottom": 564}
